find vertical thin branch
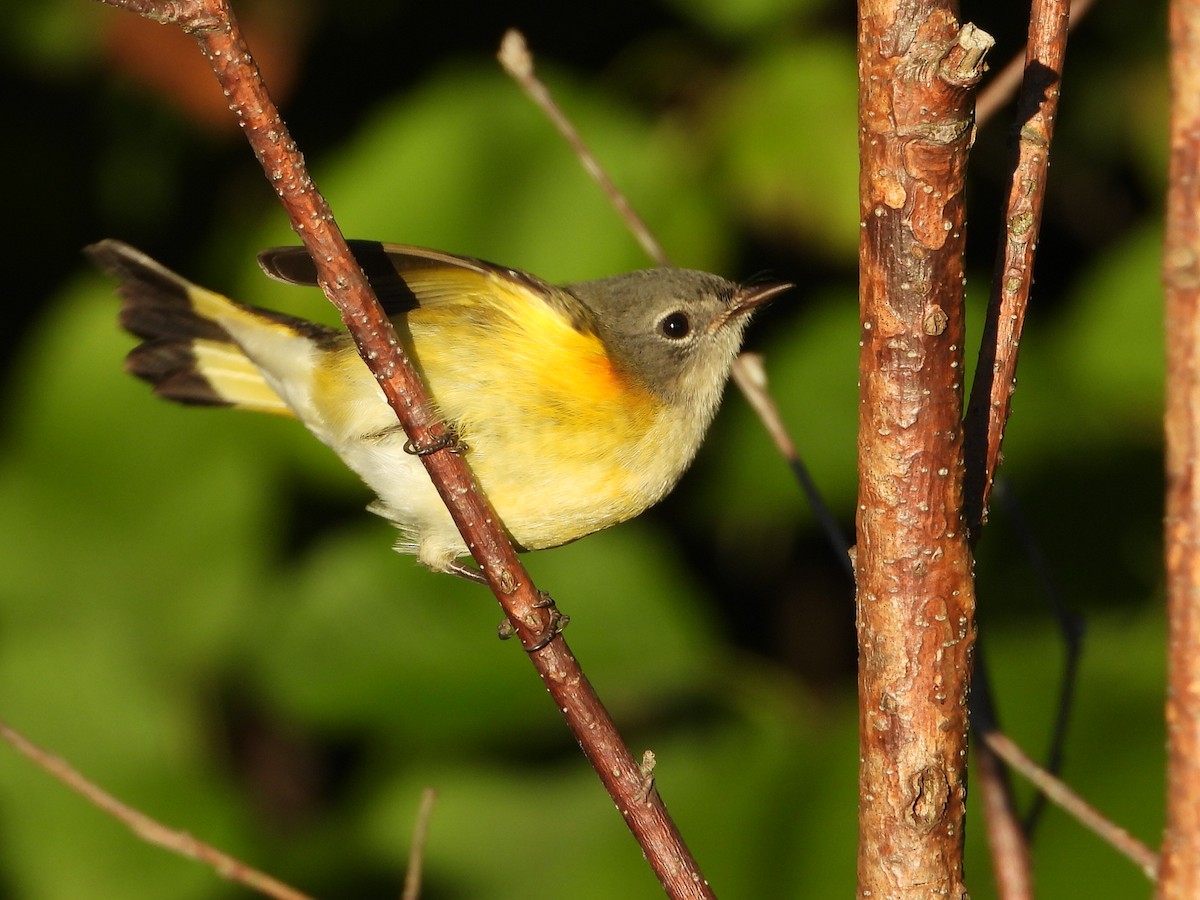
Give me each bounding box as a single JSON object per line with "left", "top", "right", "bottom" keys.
{"left": 856, "top": 2, "right": 990, "bottom": 895}
{"left": 962, "top": 1, "right": 1073, "bottom": 893}
{"left": 971, "top": 643, "right": 1035, "bottom": 900}
{"left": 91, "top": 3, "right": 714, "bottom": 897}
{"left": 974, "top": 0, "right": 1093, "bottom": 129}
{"left": 1160, "top": 0, "right": 1200, "bottom": 895}
{"left": 975, "top": 739, "right": 1034, "bottom": 898}
{"left": 401, "top": 788, "right": 438, "bottom": 900}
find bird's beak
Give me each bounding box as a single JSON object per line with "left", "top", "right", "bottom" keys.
{"left": 712, "top": 281, "right": 793, "bottom": 333}
{"left": 734, "top": 281, "right": 793, "bottom": 313}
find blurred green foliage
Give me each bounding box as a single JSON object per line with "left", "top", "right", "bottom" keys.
{"left": 0, "top": 0, "right": 1171, "bottom": 897}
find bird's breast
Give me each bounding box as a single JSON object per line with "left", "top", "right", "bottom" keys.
{"left": 407, "top": 305, "right": 703, "bottom": 549}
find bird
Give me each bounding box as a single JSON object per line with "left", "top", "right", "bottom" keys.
{"left": 88, "top": 239, "right": 789, "bottom": 579}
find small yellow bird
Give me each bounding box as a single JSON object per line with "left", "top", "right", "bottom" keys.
{"left": 88, "top": 240, "right": 789, "bottom": 578}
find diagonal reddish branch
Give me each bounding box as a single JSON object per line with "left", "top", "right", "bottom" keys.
{"left": 1160, "top": 0, "right": 1200, "bottom": 895}
{"left": 91, "top": 1, "right": 713, "bottom": 896}
{"left": 963, "top": 0, "right": 1071, "bottom": 534}
{"left": 855, "top": 4, "right": 990, "bottom": 897}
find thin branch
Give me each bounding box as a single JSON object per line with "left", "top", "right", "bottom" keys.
{"left": 498, "top": 30, "right": 668, "bottom": 267}
{"left": 963, "top": 0, "right": 1072, "bottom": 535}
{"left": 981, "top": 729, "right": 1160, "bottom": 881}
{"left": 1159, "top": 0, "right": 1200, "bottom": 894}
{"left": 731, "top": 355, "right": 853, "bottom": 572}
{"left": 91, "top": 3, "right": 713, "bottom": 897}
{"left": 960, "top": 0, "right": 1073, "bottom": 891}
{"left": 974, "top": 0, "right": 1095, "bottom": 129}
{"left": 0, "top": 721, "right": 315, "bottom": 900}
{"left": 971, "top": 643, "right": 1035, "bottom": 900}
{"left": 855, "top": 7, "right": 990, "bottom": 896}
{"left": 992, "top": 482, "right": 1085, "bottom": 836}
{"left": 975, "top": 736, "right": 1034, "bottom": 900}
{"left": 401, "top": 788, "right": 438, "bottom": 900}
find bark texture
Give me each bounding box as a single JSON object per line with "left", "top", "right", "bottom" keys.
{"left": 856, "top": 4, "right": 988, "bottom": 896}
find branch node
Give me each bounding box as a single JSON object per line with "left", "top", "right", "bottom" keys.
{"left": 497, "top": 28, "right": 533, "bottom": 80}
{"left": 939, "top": 23, "right": 995, "bottom": 87}
{"left": 634, "top": 750, "right": 658, "bottom": 805}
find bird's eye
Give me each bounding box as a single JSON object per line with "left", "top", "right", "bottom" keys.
{"left": 659, "top": 311, "right": 691, "bottom": 340}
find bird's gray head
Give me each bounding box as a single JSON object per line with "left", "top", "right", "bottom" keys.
{"left": 568, "top": 268, "right": 790, "bottom": 412}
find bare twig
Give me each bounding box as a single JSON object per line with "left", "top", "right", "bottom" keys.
{"left": 971, "top": 643, "right": 1035, "bottom": 900}
{"left": 976, "top": 736, "right": 1034, "bottom": 900}
{"left": 963, "top": 0, "right": 1072, "bottom": 535}
{"left": 981, "top": 729, "right": 1160, "bottom": 881}
{"left": 855, "top": 7, "right": 990, "bottom": 896}
{"left": 731, "top": 355, "right": 853, "bottom": 571}
{"left": 974, "top": 0, "right": 1095, "bottom": 128}
{"left": 92, "top": 3, "right": 713, "bottom": 897}
{"left": 993, "top": 483, "right": 1085, "bottom": 836}
{"left": 498, "top": 30, "right": 668, "bottom": 267}
{"left": 1160, "top": 0, "right": 1200, "bottom": 894}
{"left": 401, "top": 788, "right": 438, "bottom": 900}
{"left": 960, "top": 0, "right": 1072, "bottom": 890}
{"left": 0, "top": 721, "right": 315, "bottom": 900}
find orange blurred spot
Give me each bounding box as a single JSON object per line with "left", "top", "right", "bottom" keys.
{"left": 101, "top": 1, "right": 310, "bottom": 133}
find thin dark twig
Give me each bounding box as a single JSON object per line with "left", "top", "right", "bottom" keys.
{"left": 731, "top": 355, "right": 853, "bottom": 572}
{"left": 727, "top": 355, "right": 853, "bottom": 567}
{"left": 401, "top": 788, "right": 438, "bottom": 900}
{"left": 0, "top": 721, "right": 315, "bottom": 900}
{"left": 91, "top": 3, "right": 714, "bottom": 897}
{"left": 993, "top": 481, "right": 1085, "bottom": 835}
{"left": 974, "top": 0, "right": 1096, "bottom": 128}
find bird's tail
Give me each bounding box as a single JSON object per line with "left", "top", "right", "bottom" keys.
{"left": 87, "top": 239, "right": 327, "bottom": 418}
